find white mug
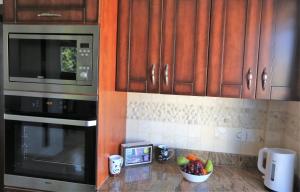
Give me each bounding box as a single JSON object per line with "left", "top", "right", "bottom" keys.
{"left": 109, "top": 155, "right": 124, "bottom": 175}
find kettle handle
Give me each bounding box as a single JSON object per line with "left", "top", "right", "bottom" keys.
{"left": 257, "top": 148, "right": 268, "bottom": 174}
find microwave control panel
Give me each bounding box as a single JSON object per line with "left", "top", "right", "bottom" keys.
{"left": 77, "top": 42, "right": 93, "bottom": 84}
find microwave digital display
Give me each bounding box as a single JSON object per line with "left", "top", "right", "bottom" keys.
{"left": 80, "top": 43, "right": 90, "bottom": 48}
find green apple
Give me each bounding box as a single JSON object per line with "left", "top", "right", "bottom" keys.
{"left": 177, "top": 155, "right": 189, "bottom": 166}
{"left": 205, "top": 160, "right": 213, "bottom": 172}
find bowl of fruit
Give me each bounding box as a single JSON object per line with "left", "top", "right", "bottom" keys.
{"left": 177, "top": 154, "right": 213, "bottom": 183}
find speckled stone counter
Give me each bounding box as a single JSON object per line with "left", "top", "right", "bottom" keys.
{"left": 99, "top": 160, "right": 266, "bottom": 192}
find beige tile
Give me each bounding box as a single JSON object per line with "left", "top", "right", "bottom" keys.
{"left": 125, "top": 93, "right": 295, "bottom": 158}
{"left": 200, "top": 126, "right": 215, "bottom": 152}
{"left": 186, "top": 137, "right": 202, "bottom": 151}
{"left": 126, "top": 119, "right": 140, "bottom": 141}
{"left": 264, "top": 129, "right": 284, "bottom": 147}
{"left": 240, "top": 129, "right": 264, "bottom": 155}
{"left": 213, "top": 127, "right": 242, "bottom": 154}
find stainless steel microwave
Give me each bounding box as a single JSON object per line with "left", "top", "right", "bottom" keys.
{"left": 3, "top": 25, "right": 99, "bottom": 95}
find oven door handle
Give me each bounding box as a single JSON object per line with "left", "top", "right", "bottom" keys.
{"left": 4, "top": 114, "right": 97, "bottom": 127}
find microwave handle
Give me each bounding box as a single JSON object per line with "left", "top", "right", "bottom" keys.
{"left": 4, "top": 114, "right": 97, "bottom": 127}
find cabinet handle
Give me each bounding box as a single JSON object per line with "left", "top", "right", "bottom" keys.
{"left": 262, "top": 68, "right": 268, "bottom": 90}
{"left": 37, "top": 13, "right": 62, "bottom": 17}
{"left": 247, "top": 69, "right": 253, "bottom": 90}
{"left": 151, "top": 64, "right": 156, "bottom": 85}
{"left": 164, "top": 64, "right": 169, "bottom": 86}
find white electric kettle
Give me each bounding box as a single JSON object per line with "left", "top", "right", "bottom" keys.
{"left": 257, "top": 148, "right": 296, "bottom": 192}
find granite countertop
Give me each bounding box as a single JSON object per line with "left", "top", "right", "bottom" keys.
{"left": 99, "top": 160, "right": 266, "bottom": 192}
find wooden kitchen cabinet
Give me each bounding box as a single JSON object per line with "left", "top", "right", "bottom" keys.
{"left": 116, "top": 0, "right": 300, "bottom": 100}
{"left": 208, "top": 0, "right": 261, "bottom": 98}
{"left": 256, "top": 0, "right": 299, "bottom": 100}
{"left": 116, "top": 0, "right": 211, "bottom": 95}
{"left": 3, "top": 0, "right": 98, "bottom": 24}
{"left": 116, "top": 0, "right": 160, "bottom": 93}
{"left": 208, "top": 0, "right": 299, "bottom": 100}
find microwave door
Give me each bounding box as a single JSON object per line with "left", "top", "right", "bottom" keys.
{"left": 8, "top": 34, "right": 93, "bottom": 85}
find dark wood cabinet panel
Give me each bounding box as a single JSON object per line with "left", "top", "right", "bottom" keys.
{"left": 164, "top": 0, "right": 210, "bottom": 95}
{"left": 207, "top": 0, "right": 225, "bottom": 96}
{"left": 173, "top": 0, "right": 197, "bottom": 95}
{"left": 160, "top": 0, "right": 176, "bottom": 94}
{"left": 194, "top": 0, "right": 211, "bottom": 96}
{"left": 116, "top": 0, "right": 162, "bottom": 93}
{"left": 257, "top": 0, "right": 299, "bottom": 100}
{"left": 116, "top": 0, "right": 130, "bottom": 91}
{"left": 16, "top": 9, "right": 84, "bottom": 23}
{"left": 221, "top": 0, "right": 247, "bottom": 98}
{"left": 241, "top": 0, "right": 262, "bottom": 99}
{"left": 208, "top": 0, "right": 264, "bottom": 99}
{"left": 85, "top": 0, "right": 99, "bottom": 23}
{"left": 117, "top": 0, "right": 210, "bottom": 95}
{"left": 270, "top": 0, "right": 299, "bottom": 100}
{"left": 147, "top": 0, "right": 163, "bottom": 93}
{"left": 116, "top": 0, "right": 299, "bottom": 100}
{"left": 174, "top": 0, "right": 196, "bottom": 83}
{"left": 16, "top": 0, "right": 84, "bottom": 7}
{"left": 256, "top": 0, "right": 275, "bottom": 99}
{"left": 128, "top": 0, "right": 149, "bottom": 92}
{"left": 3, "top": 0, "right": 15, "bottom": 22}
{"left": 3, "top": 0, "right": 98, "bottom": 24}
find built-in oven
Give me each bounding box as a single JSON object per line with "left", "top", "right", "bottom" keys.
{"left": 4, "top": 93, "right": 97, "bottom": 192}
{"left": 3, "top": 25, "right": 99, "bottom": 95}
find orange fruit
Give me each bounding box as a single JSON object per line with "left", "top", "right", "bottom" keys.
{"left": 186, "top": 154, "right": 198, "bottom": 161}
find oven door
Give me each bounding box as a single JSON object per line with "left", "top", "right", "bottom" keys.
{"left": 4, "top": 115, "right": 96, "bottom": 185}
{"left": 8, "top": 34, "right": 93, "bottom": 85}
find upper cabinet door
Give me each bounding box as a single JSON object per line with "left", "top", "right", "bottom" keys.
{"left": 116, "top": 0, "right": 210, "bottom": 95}
{"left": 116, "top": 0, "right": 299, "bottom": 100}
{"left": 257, "top": 0, "right": 299, "bottom": 100}
{"left": 3, "top": 0, "right": 98, "bottom": 24}
{"left": 241, "top": 0, "right": 262, "bottom": 99}
{"left": 161, "top": 0, "right": 210, "bottom": 95}
{"left": 208, "top": 0, "right": 261, "bottom": 98}
{"left": 116, "top": 0, "right": 162, "bottom": 93}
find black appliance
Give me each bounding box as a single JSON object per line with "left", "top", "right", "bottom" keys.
{"left": 4, "top": 95, "right": 97, "bottom": 191}
{"left": 0, "top": 6, "right": 4, "bottom": 191}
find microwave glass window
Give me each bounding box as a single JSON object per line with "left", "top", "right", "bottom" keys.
{"left": 9, "top": 38, "right": 77, "bottom": 81}
{"left": 125, "top": 147, "right": 151, "bottom": 165}
{"left": 60, "top": 47, "right": 77, "bottom": 73}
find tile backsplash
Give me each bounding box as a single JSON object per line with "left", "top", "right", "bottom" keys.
{"left": 283, "top": 102, "right": 300, "bottom": 178}
{"left": 126, "top": 93, "right": 300, "bottom": 176}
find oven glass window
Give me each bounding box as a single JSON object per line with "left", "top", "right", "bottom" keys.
{"left": 9, "top": 38, "right": 77, "bottom": 80}
{"left": 5, "top": 121, "right": 95, "bottom": 184}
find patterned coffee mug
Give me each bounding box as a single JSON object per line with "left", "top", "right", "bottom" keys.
{"left": 109, "top": 155, "right": 124, "bottom": 175}
{"left": 156, "top": 144, "right": 175, "bottom": 162}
